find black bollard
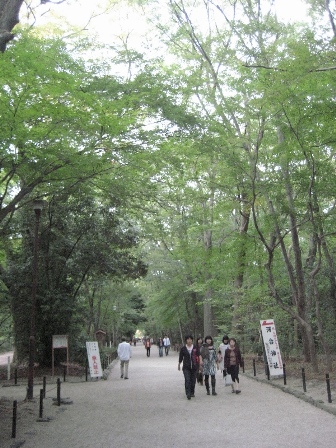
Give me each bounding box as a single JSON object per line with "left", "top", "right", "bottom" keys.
{"left": 12, "top": 400, "right": 17, "bottom": 438}
{"left": 253, "top": 359, "right": 256, "bottom": 376}
{"left": 39, "top": 389, "right": 44, "bottom": 418}
{"left": 63, "top": 366, "right": 66, "bottom": 383}
{"left": 302, "top": 368, "right": 307, "bottom": 392}
{"left": 85, "top": 360, "right": 88, "bottom": 382}
{"left": 242, "top": 358, "right": 245, "bottom": 373}
{"left": 57, "top": 378, "right": 61, "bottom": 406}
{"left": 43, "top": 376, "right": 46, "bottom": 399}
{"left": 14, "top": 368, "right": 18, "bottom": 385}
{"left": 266, "top": 364, "right": 270, "bottom": 380}
{"left": 283, "top": 363, "right": 287, "bottom": 385}
{"left": 326, "top": 374, "right": 332, "bottom": 403}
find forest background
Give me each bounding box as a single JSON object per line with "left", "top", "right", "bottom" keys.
{"left": 0, "top": 0, "right": 335, "bottom": 373}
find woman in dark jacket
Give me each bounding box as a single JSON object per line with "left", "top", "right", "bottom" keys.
{"left": 178, "top": 335, "right": 200, "bottom": 400}
{"left": 224, "top": 337, "right": 243, "bottom": 394}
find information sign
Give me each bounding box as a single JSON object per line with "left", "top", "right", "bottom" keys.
{"left": 260, "top": 319, "right": 283, "bottom": 376}
{"left": 86, "top": 341, "right": 103, "bottom": 378}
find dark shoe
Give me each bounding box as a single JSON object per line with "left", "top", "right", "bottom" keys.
{"left": 120, "top": 374, "right": 123, "bottom": 378}
{"left": 124, "top": 377, "right": 128, "bottom": 379}
{"left": 212, "top": 391, "right": 217, "bottom": 396}
{"left": 190, "top": 393, "right": 195, "bottom": 397}
{"left": 207, "top": 390, "right": 210, "bottom": 395}
{"left": 236, "top": 390, "right": 241, "bottom": 394}
{"left": 187, "top": 395, "right": 191, "bottom": 400}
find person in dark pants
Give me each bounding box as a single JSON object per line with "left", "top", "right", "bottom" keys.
{"left": 178, "top": 335, "right": 200, "bottom": 400}
{"left": 200, "top": 335, "right": 219, "bottom": 396}
{"left": 145, "top": 338, "right": 151, "bottom": 357}
{"left": 163, "top": 335, "right": 171, "bottom": 356}
{"left": 157, "top": 337, "right": 164, "bottom": 357}
{"left": 224, "top": 337, "right": 243, "bottom": 394}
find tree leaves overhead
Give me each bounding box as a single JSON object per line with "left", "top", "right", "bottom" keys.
{"left": 2, "top": 0, "right": 336, "bottom": 369}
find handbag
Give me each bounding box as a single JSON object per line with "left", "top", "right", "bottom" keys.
{"left": 197, "top": 371, "right": 204, "bottom": 385}
{"left": 225, "top": 374, "right": 232, "bottom": 386}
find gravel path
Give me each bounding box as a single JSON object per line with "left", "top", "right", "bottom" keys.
{"left": 2, "top": 345, "right": 336, "bottom": 448}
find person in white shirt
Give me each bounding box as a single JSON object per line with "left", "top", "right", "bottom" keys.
{"left": 163, "top": 335, "right": 171, "bottom": 356}
{"left": 117, "top": 337, "right": 132, "bottom": 379}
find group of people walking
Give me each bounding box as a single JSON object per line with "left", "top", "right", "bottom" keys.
{"left": 117, "top": 334, "right": 171, "bottom": 379}
{"left": 157, "top": 336, "right": 170, "bottom": 357}
{"left": 178, "top": 334, "right": 243, "bottom": 400}
{"left": 144, "top": 336, "right": 171, "bottom": 357}
{"left": 117, "top": 332, "right": 242, "bottom": 397}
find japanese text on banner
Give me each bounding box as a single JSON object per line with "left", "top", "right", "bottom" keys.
{"left": 260, "top": 319, "right": 283, "bottom": 376}
{"left": 86, "top": 341, "right": 103, "bottom": 378}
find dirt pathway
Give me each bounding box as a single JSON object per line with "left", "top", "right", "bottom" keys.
{"left": 2, "top": 345, "right": 336, "bottom": 448}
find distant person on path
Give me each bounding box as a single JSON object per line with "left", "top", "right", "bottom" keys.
{"left": 145, "top": 338, "right": 151, "bottom": 357}
{"left": 117, "top": 337, "right": 132, "bottom": 379}
{"left": 224, "top": 337, "right": 243, "bottom": 394}
{"left": 178, "top": 334, "right": 200, "bottom": 400}
{"left": 218, "top": 335, "right": 230, "bottom": 379}
{"left": 157, "top": 337, "right": 164, "bottom": 357}
{"left": 200, "top": 335, "right": 218, "bottom": 396}
{"left": 163, "top": 335, "right": 171, "bottom": 356}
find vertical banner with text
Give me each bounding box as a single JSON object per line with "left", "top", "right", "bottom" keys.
{"left": 260, "top": 319, "right": 283, "bottom": 376}
{"left": 86, "top": 341, "right": 103, "bottom": 378}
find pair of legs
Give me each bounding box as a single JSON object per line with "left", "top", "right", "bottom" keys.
{"left": 229, "top": 365, "right": 241, "bottom": 393}
{"left": 183, "top": 368, "right": 197, "bottom": 399}
{"left": 146, "top": 347, "right": 151, "bottom": 357}
{"left": 120, "top": 360, "right": 129, "bottom": 379}
{"left": 204, "top": 374, "right": 217, "bottom": 395}
{"left": 159, "top": 347, "right": 163, "bottom": 357}
{"left": 165, "top": 345, "right": 170, "bottom": 356}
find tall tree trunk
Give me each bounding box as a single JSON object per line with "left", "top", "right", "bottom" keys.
{"left": 232, "top": 194, "right": 250, "bottom": 333}
{"left": 264, "top": 242, "right": 319, "bottom": 372}
{"left": 0, "top": 0, "right": 22, "bottom": 51}
{"left": 277, "top": 127, "right": 313, "bottom": 362}
{"left": 203, "top": 231, "right": 216, "bottom": 336}
{"left": 263, "top": 195, "right": 318, "bottom": 371}
{"left": 203, "top": 295, "right": 216, "bottom": 337}
{"left": 306, "top": 177, "right": 333, "bottom": 370}
{"left": 202, "top": 183, "right": 217, "bottom": 337}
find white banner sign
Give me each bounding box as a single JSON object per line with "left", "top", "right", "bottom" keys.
{"left": 260, "top": 319, "right": 283, "bottom": 376}
{"left": 86, "top": 341, "right": 103, "bottom": 378}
